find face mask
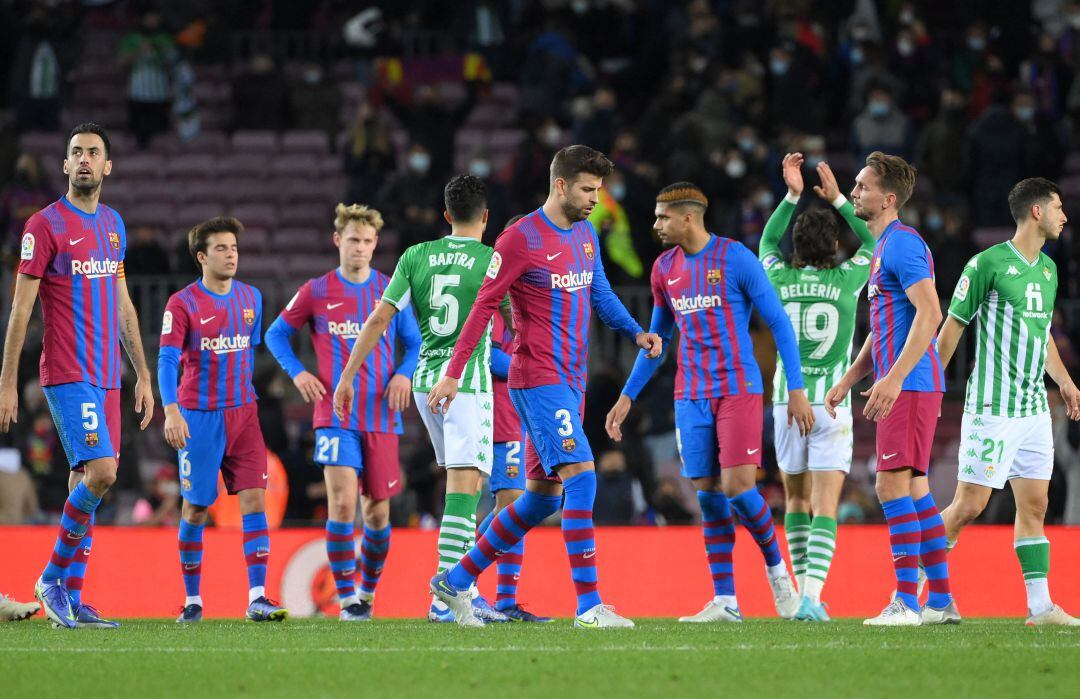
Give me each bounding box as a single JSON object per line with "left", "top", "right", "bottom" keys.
{"left": 725, "top": 159, "right": 747, "bottom": 179}
{"left": 900, "top": 9, "right": 915, "bottom": 26}
{"left": 968, "top": 37, "right": 986, "bottom": 52}
{"left": 926, "top": 213, "right": 944, "bottom": 231}
{"left": 609, "top": 182, "right": 626, "bottom": 201}
{"left": 868, "top": 100, "right": 890, "bottom": 117}
{"left": 852, "top": 26, "right": 870, "bottom": 42}
{"left": 542, "top": 126, "right": 561, "bottom": 147}
{"left": 737, "top": 137, "right": 756, "bottom": 152}
{"left": 1071, "top": 15, "right": 1080, "bottom": 29}
{"left": 690, "top": 56, "right": 708, "bottom": 74}
{"left": 408, "top": 153, "right": 430, "bottom": 174}
{"left": 303, "top": 69, "right": 322, "bottom": 85}
{"left": 850, "top": 48, "right": 864, "bottom": 65}
{"left": 571, "top": 0, "right": 588, "bottom": 15}
{"left": 1015, "top": 106, "right": 1035, "bottom": 122}
{"left": 770, "top": 59, "right": 790, "bottom": 76}
{"left": 754, "top": 191, "right": 774, "bottom": 209}
{"left": 805, "top": 155, "right": 824, "bottom": 169}
{"left": 469, "top": 160, "right": 491, "bottom": 178}
{"left": 897, "top": 40, "right": 914, "bottom": 57}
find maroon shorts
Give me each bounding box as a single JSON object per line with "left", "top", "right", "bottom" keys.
{"left": 220, "top": 401, "right": 268, "bottom": 494}
{"left": 358, "top": 432, "right": 403, "bottom": 500}
{"left": 675, "top": 393, "right": 764, "bottom": 476}
{"left": 875, "top": 390, "right": 942, "bottom": 474}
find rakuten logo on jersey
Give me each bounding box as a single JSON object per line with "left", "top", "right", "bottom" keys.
{"left": 328, "top": 320, "right": 362, "bottom": 339}
{"left": 671, "top": 294, "right": 723, "bottom": 314}
{"left": 71, "top": 258, "right": 119, "bottom": 279}
{"left": 200, "top": 334, "right": 251, "bottom": 354}
{"left": 551, "top": 270, "right": 593, "bottom": 292}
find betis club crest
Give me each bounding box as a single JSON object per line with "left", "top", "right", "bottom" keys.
{"left": 706, "top": 269, "right": 721, "bottom": 284}
{"left": 583, "top": 241, "right": 594, "bottom": 259}
{"left": 562, "top": 437, "right": 576, "bottom": 452}
{"left": 108, "top": 231, "right": 120, "bottom": 249}
{"left": 85, "top": 432, "right": 99, "bottom": 447}
{"left": 1044, "top": 266, "right": 1052, "bottom": 280}
{"left": 243, "top": 308, "right": 255, "bottom": 325}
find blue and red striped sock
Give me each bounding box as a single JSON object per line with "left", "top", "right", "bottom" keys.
{"left": 325, "top": 520, "right": 357, "bottom": 605}
{"left": 697, "top": 491, "right": 736, "bottom": 597}
{"left": 477, "top": 507, "right": 524, "bottom": 610}
{"left": 562, "top": 471, "right": 602, "bottom": 615}
{"left": 881, "top": 496, "right": 921, "bottom": 610}
{"left": 359, "top": 524, "right": 391, "bottom": 599}
{"left": 65, "top": 513, "right": 94, "bottom": 607}
{"left": 730, "top": 487, "right": 783, "bottom": 569}
{"left": 179, "top": 519, "right": 205, "bottom": 603}
{"left": 448, "top": 491, "right": 560, "bottom": 590}
{"left": 914, "top": 493, "right": 952, "bottom": 609}
{"left": 477, "top": 510, "right": 496, "bottom": 538}
{"left": 41, "top": 482, "right": 100, "bottom": 583}
{"left": 242, "top": 512, "right": 270, "bottom": 602}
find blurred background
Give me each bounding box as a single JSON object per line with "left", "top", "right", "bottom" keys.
{"left": 1, "top": 0, "right": 1079, "bottom": 531}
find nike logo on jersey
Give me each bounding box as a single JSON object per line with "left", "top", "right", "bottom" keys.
{"left": 262, "top": 473, "right": 269, "bottom": 480}
{"left": 667, "top": 277, "right": 682, "bottom": 285}
{"left": 746, "top": 448, "right": 759, "bottom": 455}
{"left": 546, "top": 252, "right": 563, "bottom": 261}
{"left": 327, "top": 302, "right": 344, "bottom": 310}
{"left": 69, "top": 237, "right": 85, "bottom": 245}
{"left": 200, "top": 316, "right": 216, "bottom": 325}
{"left": 881, "top": 453, "right": 897, "bottom": 460}
{"left": 388, "top": 480, "right": 399, "bottom": 488}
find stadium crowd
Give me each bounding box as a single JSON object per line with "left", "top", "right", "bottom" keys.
{"left": 1, "top": 0, "right": 1080, "bottom": 530}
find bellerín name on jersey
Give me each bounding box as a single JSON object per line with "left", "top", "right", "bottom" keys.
{"left": 201, "top": 334, "right": 251, "bottom": 354}
{"left": 327, "top": 320, "right": 362, "bottom": 339}
{"left": 778, "top": 282, "right": 842, "bottom": 301}
{"left": 551, "top": 270, "right": 594, "bottom": 291}
{"left": 671, "top": 294, "right": 724, "bottom": 314}
{"left": 71, "top": 258, "right": 120, "bottom": 278}
{"left": 429, "top": 252, "right": 476, "bottom": 269}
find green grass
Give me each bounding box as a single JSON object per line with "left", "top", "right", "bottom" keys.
{"left": 3, "top": 618, "right": 1079, "bottom": 698}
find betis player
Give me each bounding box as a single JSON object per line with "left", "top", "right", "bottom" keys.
{"left": 160, "top": 216, "right": 287, "bottom": 623}
{"left": 332, "top": 175, "right": 507, "bottom": 623}
{"left": 265, "top": 204, "right": 421, "bottom": 621}
{"left": 0, "top": 123, "right": 155, "bottom": 630}
{"left": 606, "top": 182, "right": 812, "bottom": 624}
{"left": 936, "top": 178, "right": 1080, "bottom": 625}
{"left": 758, "top": 154, "right": 874, "bottom": 621}
{"left": 427, "top": 145, "right": 662, "bottom": 629}
{"left": 825, "top": 151, "right": 957, "bottom": 626}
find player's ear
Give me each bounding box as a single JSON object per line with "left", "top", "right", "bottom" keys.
{"left": 442, "top": 210, "right": 453, "bottom": 226}
{"left": 481, "top": 208, "right": 489, "bottom": 225}
{"left": 103, "top": 159, "right": 112, "bottom": 177}
{"left": 332, "top": 230, "right": 341, "bottom": 248}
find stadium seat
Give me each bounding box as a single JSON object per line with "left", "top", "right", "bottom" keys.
{"left": 279, "top": 203, "right": 329, "bottom": 228}
{"left": 114, "top": 153, "right": 165, "bottom": 180}
{"left": 240, "top": 254, "right": 286, "bottom": 278}
{"left": 972, "top": 227, "right": 1013, "bottom": 248}
{"left": 170, "top": 154, "right": 218, "bottom": 178}
{"left": 240, "top": 226, "right": 271, "bottom": 251}
{"left": 280, "top": 179, "right": 335, "bottom": 206}
{"left": 273, "top": 227, "right": 322, "bottom": 252}
{"left": 126, "top": 202, "right": 177, "bottom": 228}
{"left": 217, "top": 153, "right": 269, "bottom": 179}
{"left": 272, "top": 154, "right": 320, "bottom": 178}
{"left": 18, "top": 132, "right": 63, "bottom": 157}
{"left": 175, "top": 130, "right": 229, "bottom": 154}
{"left": 282, "top": 130, "right": 331, "bottom": 155}
{"left": 287, "top": 254, "right": 333, "bottom": 278}
{"left": 175, "top": 202, "right": 230, "bottom": 229}
{"left": 222, "top": 178, "right": 272, "bottom": 206}
{"left": 230, "top": 203, "right": 279, "bottom": 229}
{"left": 180, "top": 179, "right": 231, "bottom": 204}
{"left": 231, "top": 130, "right": 279, "bottom": 153}
{"left": 129, "top": 179, "right": 176, "bottom": 204}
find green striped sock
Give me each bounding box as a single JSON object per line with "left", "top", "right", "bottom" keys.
{"left": 802, "top": 516, "right": 837, "bottom": 604}
{"left": 437, "top": 492, "right": 477, "bottom": 573}
{"left": 784, "top": 512, "right": 812, "bottom": 592}
{"left": 1015, "top": 536, "right": 1052, "bottom": 615}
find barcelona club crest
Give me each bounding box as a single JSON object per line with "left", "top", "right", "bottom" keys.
{"left": 243, "top": 308, "right": 255, "bottom": 325}
{"left": 108, "top": 231, "right": 120, "bottom": 249}
{"left": 706, "top": 269, "right": 721, "bottom": 285}
{"left": 85, "top": 432, "right": 99, "bottom": 447}
{"left": 562, "top": 437, "right": 576, "bottom": 452}
{"left": 506, "top": 464, "right": 519, "bottom": 479}
{"left": 583, "top": 241, "right": 594, "bottom": 259}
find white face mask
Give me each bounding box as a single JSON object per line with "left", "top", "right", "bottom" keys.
{"left": 754, "top": 191, "right": 774, "bottom": 209}
{"left": 469, "top": 160, "right": 491, "bottom": 178}
{"left": 609, "top": 182, "right": 626, "bottom": 201}
{"left": 542, "top": 126, "right": 561, "bottom": 147}
{"left": 408, "top": 152, "right": 430, "bottom": 174}
{"left": 725, "top": 159, "right": 747, "bottom": 179}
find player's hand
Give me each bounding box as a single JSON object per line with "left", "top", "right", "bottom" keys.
{"left": 384, "top": 373, "right": 412, "bottom": 412}
{"left": 824, "top": 379, "right": 851, "bottom": 419}
{"left": 636, "top": 332, "right": 663, "bottom": 359}
{"left": 134, "top": 374, "right": 155, "bottom": 430}
{"left": 862, "top": 373, "right": 902, "bottom": 422}
{"left": 292, "top": 371, "right": 326, "bottom": 404}
{"left": 0, "top": 382, "right": 17, "bottom": 433}
{"left": 781, "top": 152, "right": 804, "bottom": 197}
{"left": 1060, "top": 382, "right": 1080, "bottom": 421}
{"left": 786, "top": 388, "right": 815, "bottom": 436}
{"left": 813, "top": 161, "right": 841, "bottom": 202}
{"left": 333, "top": 377, "right": 355, "bottom": 421}
{"left": 427, "top": 375, "right": 459, "bottom": 415}
{"left": 605, "top": 394, "right": 632, "bottom": 442}
{"left": 163, "top": 404, "right": 190, "bottom": 450}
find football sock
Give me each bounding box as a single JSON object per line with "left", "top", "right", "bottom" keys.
{"left": 42, "top": 482, "right": 100, "bottom": 583}
{"left": 1015, "top": 536, "right": 1052, "bottom": 616}
{"left": 784, "top": 511, "right": 811, "bottom": 591}
{"left": 730, "top": 487, "right": 783, "bottom": 569}
{"left": 481, "top": 504, "right": 525, "bottom": 611}
{"left": 359, "top": 524, "right": 391, "bottom": 600}
{"left": 477, "top": 509, "right": 495, "bottom": 539}
{"left": 179, "top": 519, "right": 205, "bottom": 606}
{"left": 881, "top": 496, "right": 920, "bottom": 610}
{"left": 914, "top": 493, "right": 952, "bottom": 609}
{"left": 562, "top": 471, "right": 602, "bottom": 615}
{"left": 325, "top": 520, "right": 357, "bottom": 607}
{"left": 803, "top": 515, "right": 837, "bottom": 604}
{"left": 437, "top": 492, "right": 476, "bottom": 573}
{"left": 697, "top": 490, "right": 736, "bottom": 597}
{"left": 449, "top": 490, "right": 560, "bottom": 590}
{"left": 65, "top": 512, "right": 94, "bottom": 607}
{"left": 242, "top": 512, "right": 270, "bottom": 603}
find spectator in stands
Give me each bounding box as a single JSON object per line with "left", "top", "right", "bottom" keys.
{"left": 852, "top": 85, "right": 913, "bottom": 162}
{"left": 508, "top": 118, "right": 558, "bottom": 212}
{"left": 468, "top": 153, "right": 509, "bottom": 242}
{"left": 381, "top": 80, "right": 480, "bottom": 180}
{"left": 930, "top": 205, "right": 977, "bottom": 297}
{"left": 571, "top": 87, "right": 618, "bottom": 155}
{"left": 375, "top": 143, "right": 443, "bottom": 249}
{"left": 767, "top": 41, "right": 825, "bottom": 135}
{"left": 518, "top": 15, "right": 592, "bottom": 120}
{"left": 588, "top": 171, "right": 642, "bottom": 283}
{"left": 967, "top": 89, "right": 1036, "bottom": 226}
{"left": 593, "top": 448, "right": 646, "bottom": 525}
{"left": 888, "top": 26, "right": 939, "bottom": 123}
{"left": 916, "top": 88, "right": 970, "bottom": 204}
{"left": 10, "top": 5, "right": 66, "bottom": 133}
{"left": 1020, "top": 32, "right": 1074, "bottom": 120}
{"left": 124, "top": 225, "right": 171, "bottom": 276}
{"left": 231, "top": 53, "right": 290, "bottom": 131}
{"left": 15, "top": 381, "right": 68, "bottom": 512}
{"left": 1014, "top": 89, "right": 1068, "bottom": 182}
{"left": 119, "top": 11, "right": 178, "bottom": 148}
{"left": 289, "top": 63, "right": 342, "bottom": 149}
{"left": 343, "top": 98, "right": 395, "bottom": 205}
{"left": 650, "top": 477, "right": 695, "bottom": 525}
{"left": 0, "top": 444, "right": 37, "bottom": 524}
{"left": 0, "top": 154, "right": 53, "bottom": 247}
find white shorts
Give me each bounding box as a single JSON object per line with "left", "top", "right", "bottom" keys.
{"left": 414, "top": 391, "right": 493, "bottom": 474}
{"left": 772, "top": 405, "right": 853, "bottom": 475}
{"left": 957, "top": 412, "right": 1053, "bottom": 489}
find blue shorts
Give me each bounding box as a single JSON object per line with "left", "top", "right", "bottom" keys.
{"left": 43, "top": 382, "right": 120, "bottom": 468}
{"left": 179, "top": 402, "right": 267, "bottom": 507}
{"left": 492, "top": 436, "right": 526, "bottom": 492}
{"left": 675, "top": 394, "right": 764, "bottom": 479}
{"left": 314, "top": 427, "right": 364, "bottom": 471}
{"left": 509, "top": 384, "right": 593, "bottom": 477}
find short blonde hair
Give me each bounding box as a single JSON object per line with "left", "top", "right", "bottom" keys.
{"left": 333, "top": 203, "right": 384, "bottom": 235}
{"left": 865, "top": 151, "right": 917, "bottom": 209}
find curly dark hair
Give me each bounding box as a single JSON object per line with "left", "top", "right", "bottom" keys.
{"left": 444, "top": 174, "right": 487, "bottom": 223}
{"left": 792, "top": 209, "right": 840, "bottom": 269}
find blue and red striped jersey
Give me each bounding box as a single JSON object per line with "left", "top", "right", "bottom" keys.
{"left": 867, "top": 220, "right": 944, "bottom": 392}
{"left": 160, "top": 279, "right": 262, "bottom": 410}
{"left": 18, "top": 197, "right": 127, "bottom": 389}
{"left": 447, "top": 208, "right": 642, "bottom": 392}
{"left": 490, "top": 310, "right": 522, "bottom": 442}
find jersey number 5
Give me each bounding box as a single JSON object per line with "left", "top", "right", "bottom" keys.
{"left": 429, "top": 274, "right": 461, "bottom": 337}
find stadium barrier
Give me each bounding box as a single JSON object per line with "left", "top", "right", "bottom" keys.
{"left": 2, "top": 525, "right": 1077, "bottom": 618}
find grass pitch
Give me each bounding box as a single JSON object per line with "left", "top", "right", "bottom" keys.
{"left": 3, "top": 618, "right": 1079, "bottom": 698}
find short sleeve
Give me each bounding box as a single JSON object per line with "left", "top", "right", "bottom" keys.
{"left": 17, "top": 215, "right": 56, "bottom": 278}
{"left": 278, "top": 280, "right": 314, "bottom": 330}
{"left": 947, "top": 255, "right": 990, "bottom": 325}
{"left": 382, "top": 247, "right": 414, "bottom": 309}
{"left": 160, "top": 295, "right": 189, "bottom": 350}
{"left": 888, "top": 232, "right": 933, "bottom": 290}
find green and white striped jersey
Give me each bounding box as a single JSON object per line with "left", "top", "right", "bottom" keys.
{"left": 382, "top": 235, "right": 493, "bottom": 394}
{"left": 948, "top": 241, "right": 1057, "bottom": 417}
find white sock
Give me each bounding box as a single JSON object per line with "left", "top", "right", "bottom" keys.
{"left": 766, "top": 562, "right": 788, "bottom": 579}
{"left": 714, "top": 595, "right": 739, "bottom": 609}
{"left": 248, "top": 586, "right": 265, "bottom": 604}
{"left": 185, "top": 595, "right": 203, "bottom": 607}
{"left": 339, "top": 593, "right": 359, "bottom": 609}
{"left": 802, "top": 576, "right": 825, "bottom": 605}
{"left": 357, "top": 591, "right": 374, "bottom": 603}
{"left": 1026, "top": 578, "right": 1053, "bottom": 616}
